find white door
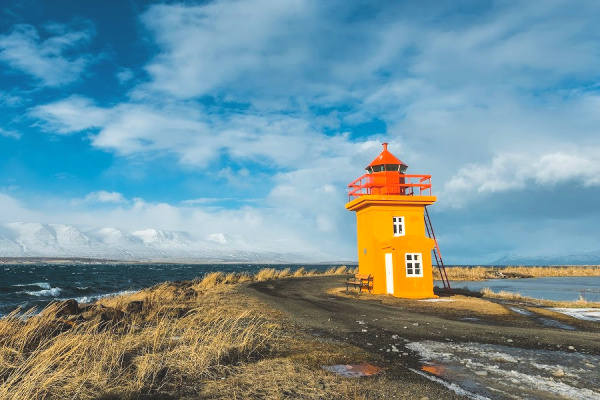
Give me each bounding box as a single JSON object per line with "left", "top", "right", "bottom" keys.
{"left": 385, "top": 253, "right": 394, "bottom": 294}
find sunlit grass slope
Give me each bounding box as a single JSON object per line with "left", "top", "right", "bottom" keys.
{"left": 0, "top": 267, "right": 391, "bottom": 400}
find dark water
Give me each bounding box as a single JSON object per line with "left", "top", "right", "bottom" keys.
{"left": 438, "top": 276, "right": 600, "bottom": 302}
{"left": 0, "top": 263, "right": 347, "bottom": 316}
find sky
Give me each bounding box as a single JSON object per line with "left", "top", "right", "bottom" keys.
{"left": 1, "top": 0, "right": 600, "bottom": 264}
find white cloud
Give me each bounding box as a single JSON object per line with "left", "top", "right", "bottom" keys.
{"left": 30, "top": 94, "right": 380, "bottom": 171}
{"left": 140, "top": 0, "right": 311, "bottom": 98}
{"left": 18, "top": 2, "right": 600, "bottom": 262}
{"left": 0, "top": 193, "right": 41, "bottom": 222}
{"left": 0, "top": 91, "right": 23, "bottom": 107}
{"left": 0, "top": 23, "right": 94, "bottom": 86}
{"left": 116, "top": 68, "right": 134, "bottom": 84}
{"left": 0, "top": 127, "right": 20, "bottom": 139}
{"left": 31, "top": 95, "right": 109, "bottom": 134}
{"left": 82, "top": 191, "right": 127, "bottom": 204}
{"left": 441, "top": 149, "right": 600, "bottom": 208}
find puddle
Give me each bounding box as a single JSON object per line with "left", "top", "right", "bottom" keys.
{"left": 508, "top": 307, "right": 534, "bottom": 316}
{"left": 322, "top": 362, "right": 382, "bottom": 378}
{"left": 407, "top": 340, "right": 600, "bottom": 399}
{"left": 409, "top": 367, "right": 489, "bottom": 400}
{"left": 551, "top": 308, "right": 600, "bottom": 322}
{"left": 509, "top": 306, "right": 576, "bottom": 330}
{"left": 419, "top": 298, "right": 455, "bottom": 302}
{"left": 538, "top": 317, "right": 576, "bottom": 330}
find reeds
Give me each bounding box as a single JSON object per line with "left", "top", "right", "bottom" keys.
{"left": 194, "top": 266, "right": 354, "bottom": 288}
{"left": 433, "top": 265, "right": 600, "bottom": 281}
{"left": 0, "top": 265, "right": 362, "bottom": 399}
{"left": 0, "top": 285, "right": 275, "bottom": 399}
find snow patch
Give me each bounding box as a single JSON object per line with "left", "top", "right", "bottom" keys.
{"left": 407, "top": 340, "right": 600, "bottom": 399}
{"left": 206, "top": 233, "right": 231, "bottom": 245}
{"left": 551, "top": 308, "right": 600, "bottom": 322}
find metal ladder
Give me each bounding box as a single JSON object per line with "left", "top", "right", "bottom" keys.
{"left": 424, "top": 206, "right": 452, "bottom": 294}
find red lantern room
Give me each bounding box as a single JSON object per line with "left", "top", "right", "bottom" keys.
{"left": 348, "top": 143, "right": 432, "bottom": 200}
{"left": 365, "top": 143, "right": 408, "bottom": 195}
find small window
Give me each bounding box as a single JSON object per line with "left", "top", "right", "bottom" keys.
{"left": 406, "top": 253, "right": 423, "bottom": 277}
{"left": 393, "top": 216, "right": 404, "bottom": 237}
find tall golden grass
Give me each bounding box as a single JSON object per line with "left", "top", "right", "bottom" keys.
{"left": 433, "top": 265, "right": 600, "bottom": 281}
{"left": 0, "top": 289, "right": 274, "bottom": 399}
{"left": 192, "top": 265, "right": 354, "bottom": 287}
{"left": 0, "top": 266, "right": 362, "bottom": 399}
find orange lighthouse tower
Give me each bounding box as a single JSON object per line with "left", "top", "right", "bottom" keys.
{"left": 346, "top": 143, "right": 449, "bottom": 298}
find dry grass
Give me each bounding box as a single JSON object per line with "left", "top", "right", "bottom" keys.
{"left": 479, "top": 287, "right": 600, "bottom": 308}
{"left": 0, "top": 286, "right": 274, "bottom": 399}
{"left": 0, "top": 266, "right": 371, "bottom": 399}
{"left": 433, "top": 265, "right": 600, "bottom": 281}
{"left": 195, "top": 266, "right": 355, "bottom": 287}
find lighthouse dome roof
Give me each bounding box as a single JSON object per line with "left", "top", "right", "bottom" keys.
{"left": 367, "top": 143, "right": 408, "bottom": 169}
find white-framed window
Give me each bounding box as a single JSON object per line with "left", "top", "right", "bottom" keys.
{"left": 405, "top": 253, "right": 423, "bottom": 277}
{"left": 393, "top": 216, "right": 405, "bottom": 236}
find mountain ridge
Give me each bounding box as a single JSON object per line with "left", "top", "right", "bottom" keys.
{"left": 0, "top": 222, "right": 332, "bottom": 263}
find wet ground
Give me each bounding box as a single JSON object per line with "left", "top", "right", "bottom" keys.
{"left": 243, "top": 276, "right": 600, "bottom": 399}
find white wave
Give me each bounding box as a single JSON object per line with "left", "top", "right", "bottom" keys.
{"left": 70, "top": 290, "right": 137, "bottom": 305}
{"left": 24, "top": 287, "right": 62, "bottom": 297}
{"left": 14, "top": 282, "right": 51, "bottom": 290}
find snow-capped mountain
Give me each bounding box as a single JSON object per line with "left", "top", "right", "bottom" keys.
{"left": 491, "top": 251, "right": 600, "bottom": 266}
{"left": 0, "top": 222, "right": 325, "bottom": 262}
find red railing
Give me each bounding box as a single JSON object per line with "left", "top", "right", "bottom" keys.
{"left": 348, "top": 173, "right": 432, "bottom": 201}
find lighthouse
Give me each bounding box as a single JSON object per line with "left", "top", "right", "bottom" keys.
{"left": 346, "top": 143, "right": 447, "bottom": 298}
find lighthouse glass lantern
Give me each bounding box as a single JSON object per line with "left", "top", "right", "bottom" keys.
{"left": 346, "top": 143, "right": 437, "bottom": 298}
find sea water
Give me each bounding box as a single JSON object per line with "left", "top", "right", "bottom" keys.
{"left": 437, "top": 276, "right": 600, "bottom": 302}
{"left": 0, "top": 263, "right": 345, "bottom": 316}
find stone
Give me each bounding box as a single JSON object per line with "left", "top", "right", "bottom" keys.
{"left": 125, "top": 301, "right": 144, "bottom": 314}
{"left": 52, "top": 299, "right": 79, "bottom": 317}
{"left": 552, "top": 369, "right": 565, "bottom": 378}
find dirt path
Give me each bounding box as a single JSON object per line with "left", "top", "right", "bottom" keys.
{"left": 242, "top": 275, "right": 600, "bottom": 398}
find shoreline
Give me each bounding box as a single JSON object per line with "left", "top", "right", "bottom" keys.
{"left": 2, "top": 271, "right": 599, "bottom": 398}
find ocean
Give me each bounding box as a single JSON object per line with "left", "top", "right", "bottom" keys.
{"left": 0, "top": 263, "right": 347, "bottom": 316}
{"left": 3, "top": 263, "right": 599, "bottom": 317}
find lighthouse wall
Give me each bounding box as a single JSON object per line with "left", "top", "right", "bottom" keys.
{"left": 349, "top": 195, "right": 437, "bottom": 298}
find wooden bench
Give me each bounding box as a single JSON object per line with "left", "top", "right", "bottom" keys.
{"left": 346, "top": 274, "right": 373, "bottom": 293}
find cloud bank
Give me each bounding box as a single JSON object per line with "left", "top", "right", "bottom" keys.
{"left": 1, "top": 1, "right": 600, "bottom": 262}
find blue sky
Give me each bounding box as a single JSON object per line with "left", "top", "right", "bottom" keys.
{"left": 1, "top": 0, "right": 600, "bottom": 263}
